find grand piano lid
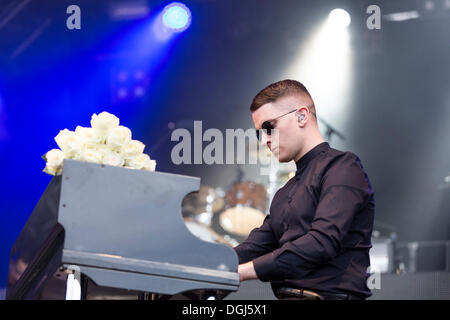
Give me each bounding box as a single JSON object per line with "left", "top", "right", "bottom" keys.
{"left": 57, "top": 160, "right": 239, "bottom": 274}
{"left": 7, "top": 160, "right": 240, "bottom": 298}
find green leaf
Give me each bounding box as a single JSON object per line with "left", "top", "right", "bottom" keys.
{"left": 41, "top": 153, "right": 47, "bottom": 162}
{"left": 43, "top": 166, "right": 52, "bottom": 175}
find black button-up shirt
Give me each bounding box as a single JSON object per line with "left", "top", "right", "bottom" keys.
{"left": 234, "top": 142, "right": 375, "bottom": 298}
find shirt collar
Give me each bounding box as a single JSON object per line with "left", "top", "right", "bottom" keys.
{"left": 295, "top": 142, "right": 330, "bottom": 174}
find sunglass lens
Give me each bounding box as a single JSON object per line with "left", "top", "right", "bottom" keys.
{"left": 256, "top": 122, "right": 273, "bottom": 141}
{"left": 262, "top": 121, "right": 273, "bottom": 135}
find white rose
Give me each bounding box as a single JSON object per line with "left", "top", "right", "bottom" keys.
{"left": 106, "top": 125, "right": 132, "bottom": 151}
{"left": 126, "top": 153, "right": 150, "bottom": 170}
{"left": 46, "top": 148, "right": 65, "bottom": 169}
{"left": 74, "top": 147, "right": 103, "bottom": 164}
{"left": 102, "top": 150, "right": 125, "bottom": 167}
{"left": 90, "top": 111, "right": 119, "bottom": 134}
{"left": 43, "top": 149, "right": 65, "bottom": 176}
{"left": 75, "top": 126, "right": 105, "bottom": 146}
{"left": 43, "top": 164, "right": 62, "bottom": 176}
{"left": 143, "top": 159, "right": 156, "bottom": 172}
{"left": 120, "top": 140, "right": 145, "bottom": 160}
{"left": 54, "top": 129, "right": 83, "bottom": 157}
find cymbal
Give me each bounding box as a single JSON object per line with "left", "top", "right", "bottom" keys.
{"left": 182, "top": 186, "right": 225, "bottom": 216}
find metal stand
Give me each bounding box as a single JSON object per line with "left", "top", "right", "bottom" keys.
{"left": 138, "top": 292, "right": 172, "bottom": 300}
{"left": 317, "top": 117, "right": 345, "bottom": 143}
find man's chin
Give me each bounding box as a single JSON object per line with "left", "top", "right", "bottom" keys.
{"left": 270, "top": 148, "right": 291, "bottom": 162}
{"left": 275, "top": 152, "right": 290, "bottom": 163}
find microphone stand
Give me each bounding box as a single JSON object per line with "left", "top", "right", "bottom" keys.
{"left": 318, "top": 117, "right": 346, "bottom": 143}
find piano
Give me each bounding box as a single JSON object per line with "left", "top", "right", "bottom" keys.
{"left": 6, "top": 159, "right": 240, "bottom": 300}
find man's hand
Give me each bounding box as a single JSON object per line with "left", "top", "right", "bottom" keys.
{"left": 238, "top": 261, "right": 258, "bottom": 281}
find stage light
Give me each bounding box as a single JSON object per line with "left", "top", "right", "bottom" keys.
{"left": 327, "top": 8, "right": 351, "bottom": 28}
{"left": 117, "top": 71, "right": 128, "bottom": 82}
{"left": 384, "top": 11, "right": 420, "bottom": 22}
{"left": 134, "top": 70, "right": 144, "bottom": 80}
{"left": 109, "top": 2, "right": 150, "bottom": 21}
{"left": 445, "top": 0, "right": 450, "bottom": 9}
{"left": 424, "top": 0, "right": 436, "bottom": 11}
{"left": 134, "top": 86, "right": 145, "bottom": 97}
{"left": 162, "top": 2, "right": 192, "bottom": 31}
{"left": 117, "top": 88, "right": 128, "bottom": 99}
{"left": 282, "top": 8, "right": 353, "bottom": 147}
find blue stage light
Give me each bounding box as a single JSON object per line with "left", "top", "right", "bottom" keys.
{"left": 162, "top": 2, "right": 191, "bottom": 31}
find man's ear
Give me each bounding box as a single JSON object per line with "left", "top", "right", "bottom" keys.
{"left": 295, "top": 109, "right": 305, "bottom": 125}
{"left": 296, "top": 106, "right": 311, "bottom": 125}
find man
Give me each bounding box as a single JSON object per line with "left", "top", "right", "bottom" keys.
{"left": 234, "top": 79, "right": 375, "bottom": 300}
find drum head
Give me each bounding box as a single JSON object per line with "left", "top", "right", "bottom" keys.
{"left": 219, "top": 206, "right": 266, "bottom": 236}
{"left": 225, "top": 182, "right": 267, "bottom": 212}
{"left": 184, "top": 218, "right": 234, "bottom": 247}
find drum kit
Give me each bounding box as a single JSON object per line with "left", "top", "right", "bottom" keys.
{"left": 181, "top": 161, "right": 297, "bottom": 247}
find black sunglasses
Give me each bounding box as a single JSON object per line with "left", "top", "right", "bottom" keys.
{"left": 256, "top": 109, "right": 297, "bottom": 141}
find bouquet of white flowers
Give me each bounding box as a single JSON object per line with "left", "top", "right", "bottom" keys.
{"left": 42, "top": 111, "right": 156, "bottom": 176}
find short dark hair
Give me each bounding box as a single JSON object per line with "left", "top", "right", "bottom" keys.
{"left": 250, "top": 79, "right": 316, "bottom": 117}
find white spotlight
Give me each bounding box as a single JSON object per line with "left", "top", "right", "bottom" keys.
{"left": 328, "top": 8, "right": 351, "bottom": 28}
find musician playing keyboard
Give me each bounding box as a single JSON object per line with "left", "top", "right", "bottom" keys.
{"left": 234, "top": 80, "right": 375, "bottom": 300}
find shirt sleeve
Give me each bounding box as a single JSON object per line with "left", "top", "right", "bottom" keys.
{"left": 233, "top": 214, "right": 279, "bottom": 264}
{"left": 252, "top": 154, "right": 371, "bottom": 281}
